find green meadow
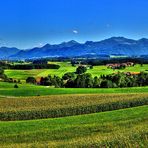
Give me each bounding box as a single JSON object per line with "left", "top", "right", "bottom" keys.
{"left": 1, "top": 82, "right": 148, "bottom": 96}
{"left": 5, "top": 62, "right": 76, "bottom": 80}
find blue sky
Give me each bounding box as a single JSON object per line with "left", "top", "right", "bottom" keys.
{"left": 0, "top": 0, "right": 148, "bottom": 49}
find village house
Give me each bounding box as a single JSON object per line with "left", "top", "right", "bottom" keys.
{"left": 106, "top": 62, "right": 134, "bottom": 69}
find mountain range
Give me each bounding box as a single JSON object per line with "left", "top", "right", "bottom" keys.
{"left": 1, "top": 37, "right": 148, "bottom": 60}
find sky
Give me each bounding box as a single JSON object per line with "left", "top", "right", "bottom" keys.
{"left": 0, "top": 0, "right": 148, "bottom": 49}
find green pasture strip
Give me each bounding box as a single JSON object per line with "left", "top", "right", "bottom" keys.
{"left": 1, "top": 82, "right": 148, "bottom": 97}
{"left": 0, "top": 106, "right": 147, "bottom": 147}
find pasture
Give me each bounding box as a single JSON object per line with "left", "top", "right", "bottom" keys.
{"left": 5, "top": 62, "right": 76, "bottom": 80}
{"left": 1, "top": 82, "right": 148, "bottom": 97}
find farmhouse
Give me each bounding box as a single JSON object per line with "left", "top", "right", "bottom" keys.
{"left": 124, "top": 72, "right": 140, "bottom": 76}
{"left": 36, "top": 77, "right": 42, "bottom": 84}
{"left": 106, "top": 62, "right": 134, "bottom": 69}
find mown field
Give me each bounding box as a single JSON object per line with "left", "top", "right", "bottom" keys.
{"left": 0, "top": 106, "right": 147, "bottom": 147}
{"left": 5, "top": 62, "right": 148, "bottom": 80}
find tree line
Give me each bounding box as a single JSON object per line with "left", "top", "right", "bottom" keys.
{"left": 9, "top": 63, "right": 60, "bottom": 70}
{"left": 26, "top": 66, "right": 148, "bottom": 88}
{"left": 0, "top": 61, "right": 60, "bottom": 70}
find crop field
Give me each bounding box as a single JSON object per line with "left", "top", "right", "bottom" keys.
{"left": 0, "top": 106, "right": 147, "bottom": 147}
{"left": 0, "top": 93, "right": 148, "bottom": 121}
{"left": 5, "top": 62, "right": 148, "bottom": 80}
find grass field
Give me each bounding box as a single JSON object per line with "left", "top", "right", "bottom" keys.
{"left": 5, "top": 62, "right": 148, "bottom": 80}
{"left": 0, "top": 106, "right": 147, "bottom": 147}
{"left": 5, "top": 62, "right": 76, "bottom": 80}
{"left": 1, "top": 82, "right": 148, "bottom": 96}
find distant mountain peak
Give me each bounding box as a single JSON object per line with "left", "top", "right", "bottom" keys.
{"left": 103, "top": 37, "right": 136, "bottom": 45}
{"left": 43, "top": 43, "right": 51, "bottom": 48}
{"left": 4, "top": 36, "right": 148, "bottom": 60}
{"left": 58, "top": 40, "right": 80, "bottom": 48}
{"left": 0, "top": 47, "right": 20, "bottom": 59}
{"left": 110, "top": 36, "right": 126, "bottom": 40}
{"left": 108, "top": 36, "right": 132, "bottom": 41}
{"left": 61, "top": 40, "right": 79, "bottom": 45}
{"left": 139, "top": 38, "right": 148, "bottom": 40}
{"left": 67, "top": 40, "right": 79, "bottom": 44}
{"left": 138, "top": 38, "right": 148, "bottom": 43}
{"left": 85, "top": 41, "right": 95, "bottom": 45}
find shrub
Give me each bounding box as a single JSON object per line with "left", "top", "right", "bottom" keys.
{"left": 26, "top": 77, "right": 36, "bottom": 84}
{"left": 76, "top": 66, "right": 87, "bottom": 74}
{"left": 14, "top": 84, "right": 19, "bottom": 88}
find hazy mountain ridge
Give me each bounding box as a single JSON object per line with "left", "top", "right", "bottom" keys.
{"left": 0, "top": 47, "right": 20, "bottom": 59}
{"left": 1, "top": 37, "right": 148, "bottom": 59}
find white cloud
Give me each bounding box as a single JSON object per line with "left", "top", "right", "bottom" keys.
{"left": 73, "top": 30, "right": 78, "bottom": 34}
{"left": 38, "top": 43, "right": 43, "bottom": 47}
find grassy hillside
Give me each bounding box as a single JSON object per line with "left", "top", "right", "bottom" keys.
{"left": 5, "top": 62, "right": 76, "bottom": 80}
{"left": 1, "top": 93, "right": 147, "bottom": 120}
{"left": 1, "top": 82, "right": 148, "bottom": 96}
{"left": 5, "top": 62, "right": 148, "bottom": 80}
{"left": 0, "top": 106, "right": 147, "bottom": 147}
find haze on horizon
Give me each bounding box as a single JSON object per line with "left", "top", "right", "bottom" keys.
{"left": 0, "top": 0, "right": 148, "bottom": 49}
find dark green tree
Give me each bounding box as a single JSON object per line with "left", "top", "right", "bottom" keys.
{"left": 26, "top": 77, "right": 36, "bottom": 84}
{"left": 14, "top": 84, "right": 19, "bottom": 88}
{"left": 76, "top": 66, "right": 87, "bottom": 74}
{"left": 74, "top": 73, "right": 93, "bottom": 88}
{"left": 62, "top": 72, "right": 76, "bottom": 80}
{"left": 93, "top": 76, "right": 101, "bottom": 88}
{"left": 100, "top": 80, "right": 114, "bottom": 88}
